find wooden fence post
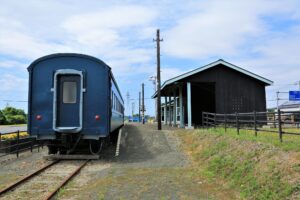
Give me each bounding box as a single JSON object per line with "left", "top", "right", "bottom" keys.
{"left": 202, "top": 112, "right": 204, "bottom": 128}
{"left": 236, "top": 112, "right": 239, "bottom": 135}
{"left": 224, "top": 114, "right": 227, "bottom": 132}
{"left": 273, "top": 112, "right": 276, "bottom": 128}
{"left": 16, "top": 130, "right": 20, "bottom": 158}
{"left": 214, "top": 113, "right": 216, "bottom": 129}
{"left": 254, "top": 111, "right": 257, "bottom": 137}
{"left": 277, "top": 109, "right": 283, "bottom": 142}
{"left": 204, "top": 113, "right": 207, "bottom": 128}
{"left": 203, "top": 113, "right": 205, "bottom": 128}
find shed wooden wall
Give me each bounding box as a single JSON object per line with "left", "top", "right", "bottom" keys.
{"left": 181, "top": 63, "right": 267, "bottom": 114}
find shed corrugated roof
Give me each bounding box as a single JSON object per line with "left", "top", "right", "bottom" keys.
{"left": 153, "top": 59, "right": 273, "bottom": 98}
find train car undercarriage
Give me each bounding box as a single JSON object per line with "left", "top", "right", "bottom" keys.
{"left": 46, "top": 129, "right": 120, "bottom": 155}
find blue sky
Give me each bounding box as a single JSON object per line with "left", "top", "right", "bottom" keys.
{"left": 1, "top": 0, "right": 300, "bottom": 116}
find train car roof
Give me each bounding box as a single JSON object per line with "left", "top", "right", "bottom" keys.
{"left": 27, "top": 53, "right": 124, "bottom": 103}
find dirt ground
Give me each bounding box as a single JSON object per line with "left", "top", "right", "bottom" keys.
{"left": 0, "top": 123, "right": 238, "bottom": 200}
{"left": 58, "top": 123, "right": 238, "bottom": 200}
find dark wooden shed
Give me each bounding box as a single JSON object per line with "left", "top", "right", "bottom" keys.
{"left": 153, "top": 59, "right": 273, "bottom": 128}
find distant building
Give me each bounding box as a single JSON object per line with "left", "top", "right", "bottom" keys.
{"left": 153, "top": 59, "right": 273, "bottom": 128}
{"left": 275, "top": 101, "right": 300, "bottom": 123}
{"left": 277, "top": 101, "right": 300, "bottom": 112}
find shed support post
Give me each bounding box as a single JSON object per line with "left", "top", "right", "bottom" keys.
{"left": 186, "top": 82, "right": 193, "bottom": 129}
{"left": 179, "top": 85, "right": 184, "bottom": 128}
{"left": 168, "top": 95, "right": 172, "bottom": 126}
{"left": 164, "top": 96, "right": 167, "bottom": 125}
{"left": 173, "top": 89, "right": 177, "bottom": 127}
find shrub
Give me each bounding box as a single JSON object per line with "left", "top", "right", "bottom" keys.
{"left": 0, "top": 106, "right": 27, "bottom": 125}
{"left": 0, "top": 111, "right": 6, "bottom": 125}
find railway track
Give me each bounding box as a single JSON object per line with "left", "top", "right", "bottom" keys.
{"left": 0, "top": 159, "right": 89, "bottom": 200}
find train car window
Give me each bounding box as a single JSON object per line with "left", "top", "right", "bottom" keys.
{"left": 114, "top": 94, "right": 116, "bottom": 110}
{"left": 111, "top": 91, "right": 113, "bottom": 109}
{"left": 63, "top": 82, "right": 76, "bottom": 103}
{"left": 117, "top": 100, "right": 119, "bottom": 112}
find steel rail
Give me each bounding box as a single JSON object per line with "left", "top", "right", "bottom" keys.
{"left": 0, "top": 160, "right": 60, "bottom": 196}
{"left": 44, "top": 159, "right": 90, "bottom": 200}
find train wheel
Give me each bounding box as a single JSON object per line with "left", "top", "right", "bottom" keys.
{"left": 48, "top": 146, "right": 58, "bottom": 154}
{"left": 89, "top": 139, "right": 103, "bottom": 155}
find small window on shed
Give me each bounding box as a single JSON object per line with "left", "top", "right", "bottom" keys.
{"left": 63, "top": 82, "right": 77, "bottom": 103}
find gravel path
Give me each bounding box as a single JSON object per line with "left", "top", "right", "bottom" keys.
{"left": 58, "top": 123, "right": 236, "bottom": 200}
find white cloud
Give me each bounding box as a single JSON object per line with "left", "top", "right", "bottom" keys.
{"left": 0, "top": 74, "right": 27, "bottom": 92}
{"left": 0, "top": 4, "right": 158, "bottom": 79}
{"left": 62, "top": 5, "right": 157, "bottom": 49}
{"left": 160, "top": 67, "right": 190, "bottom": 82}
{"left": 0, "top": 60, "right": 26, "bottom": 69}
{"left": 63, "top": 5, "right": 156, "bottom": 30}
{"left": 0, "top": 17, "right": 73, "bottom": 60}
{"left": 1, "top": 0, "right": 300, "bottom": 113}
{"left": 163, "top": 0, "right": 299, "bottom": 59}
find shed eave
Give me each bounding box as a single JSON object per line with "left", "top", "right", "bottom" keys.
{"left": 152, "top": 59, "right": 273, "bottom": 98}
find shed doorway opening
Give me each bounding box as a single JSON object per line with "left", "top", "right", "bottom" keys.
{"left": 191, "top": 82, "right": 216, "bottom": 125}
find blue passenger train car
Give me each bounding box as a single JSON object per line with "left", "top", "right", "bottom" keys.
{"left": 27, "top": 53, "right": 124, "bottom": 154}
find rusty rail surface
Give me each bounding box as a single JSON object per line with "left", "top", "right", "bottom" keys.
{"left": 0, "top": 160, "right": 60, "bottom": 195}
{"left": 0, "top": 159, "right": 89, "bottom": 200}
{"left": 45, "top": 159, "right": 90, "bottom": 200}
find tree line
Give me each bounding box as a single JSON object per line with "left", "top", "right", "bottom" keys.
{"left": 0, "top": 107, "right": 27, "bottom": 125}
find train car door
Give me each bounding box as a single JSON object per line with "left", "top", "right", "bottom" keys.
{"left": 52, "top": 70, "right": 85, "bottom": 133}
{"left": 57, "top": 75, "right": 80, "bottom": 127}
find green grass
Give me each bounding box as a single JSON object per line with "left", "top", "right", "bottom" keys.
{"left": 178, "top": 128, "right": 300, "bottom": 199}
{"left": 199, "top": 127, "right": 300, "bottom": 151}
{"left": 201, "top": 147, "right": 294, "bottom": 199}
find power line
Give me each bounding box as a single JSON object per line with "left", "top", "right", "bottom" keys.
{"left": 0, "top": 100, "right": 28, "bottom": 102}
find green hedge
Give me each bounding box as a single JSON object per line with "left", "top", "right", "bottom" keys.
{"left": 0, "top": 107, "right": 27, "bottom": 125}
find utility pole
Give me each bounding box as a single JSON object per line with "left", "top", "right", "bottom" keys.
{"left": 142, "top": 83, "right": 145, "bottom": 124}
{"left": 126, "top": 91, "right": 130, "bottom": 116}
{"left": 153, "top": 29, "right": 163, "bottom": 130}
{"left": 139, "top": 92, "right": 141, "bottom": 123}
{"left": 132, "top": 102, "right": 135, "bottom": 117}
